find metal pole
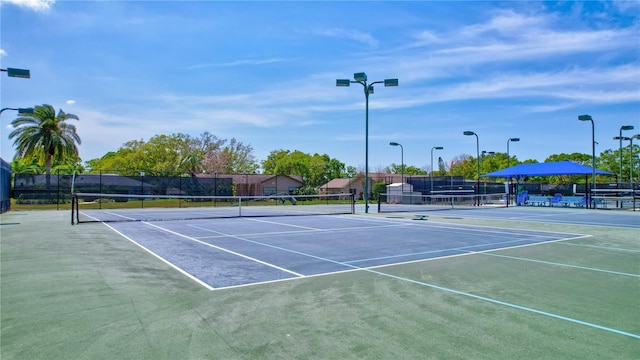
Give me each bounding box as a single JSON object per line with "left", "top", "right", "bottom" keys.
{"left": 620, "top": 128, "right": 623, "bottom": 190}
{"left": 430, "top": 148, "right": 434, "bottom": 194}
{"left": 400, "top": 143, "right": 403, "bottom": 185}
{"left": 364, "top": 86, "right": 370, "bottom": 213}
{"left": 629, "top": 136, "right": 633, "bottom": 184}
{"left": 590, "top": 120, "right": 595, "bottom": 203}
{"left": 578, "top": 116, "right": 595, "bottom": 208}
{"left": 475, "top": 134, "right": 480, "bottom": 206}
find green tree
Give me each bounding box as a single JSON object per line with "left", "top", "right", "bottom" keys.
{"left": 9, "top": 104, "right": 81, "bottom": 187}
{"left": 262, "top": 149, "right": 290, "bottom": 174}
{"left": 345, "top": 166, "right": 358, "bottom": 178}
{"left": 10, "top": 157, "right": 43, "bottom": 174}
{"left": 261, "top": 150, "right": 346, "bottom": 187}
{"left": 86, "top": 132, "right": 258, "bottom": 176}
{"left": 597, "top": 144, "right": 639, "bottom": 184}
{"left": 220, "top": 138, "right": 259, "bottom": 174}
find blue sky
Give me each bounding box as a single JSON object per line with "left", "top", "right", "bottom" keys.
{"left": 1, "top": 0, "right": 638, "bottom": 172}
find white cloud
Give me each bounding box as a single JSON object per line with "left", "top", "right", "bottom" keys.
{"left": 66, "top": 100, "right": 76, "bottom": 105}
{"left": 314, "top": 28, "right": 379, "bottom": 48}
{"left": 186, "top": 58, "right": 288, "bottom": 70}
{"left": 2, "top": 0, "right": 55, "bottom": 11}
{"left": 0, "top": 49, "right": 6, "bottom": 57}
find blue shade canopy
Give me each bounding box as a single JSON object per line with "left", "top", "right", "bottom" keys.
{"left": 482, "top": 161, "right": 614, "bottom": 177}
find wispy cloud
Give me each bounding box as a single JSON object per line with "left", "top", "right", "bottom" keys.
{"left": 313, "top": 28, "right": 379, "bottom": 48}
{"left": 2, "top": 0, "right": 55, "bottom": 11}
{"left": 187, "top": 58, "right": 289, "bottom": 70}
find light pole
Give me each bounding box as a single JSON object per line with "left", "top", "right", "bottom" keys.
{"left": 614, "top": 135, "right": 632, "bottom": 181}
{"left": 481, "top": 151, "right": 494, "bottom": 196}
{"left": 337, "top": 72, "right": 398, "bottom": 213}
{"left": 618, "top": 126, "right": 634, "bottom": 187}
{"left": 430, "top": 146, "right": 443, "bottom": 194}
{"left": 578, "top": 115, "right": 596, "bottom": 206}
{"left": 506, "top": 138, "right": 519, "bottom": 206}
{"left": 464, "top": 131, "right": 480, "bottom": 206}
{"left": 389, "top": 142, "right": 404, "bottom": 186}
{"left": 506, "top": 138, "right": 519, "bottom": 169}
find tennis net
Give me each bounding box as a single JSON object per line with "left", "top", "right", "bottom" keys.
{"left": 71, "top": 192, "right": 355, "bottom": 224}
{"left": 377, "top": 192, "right": 507, "bottom": 213}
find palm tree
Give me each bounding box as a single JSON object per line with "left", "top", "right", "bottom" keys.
{"left": 9, "top": 104, "right": 81, "bottom": 188}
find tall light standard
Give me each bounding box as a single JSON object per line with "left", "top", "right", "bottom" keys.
{"left": 337, "top": 72, "right": 398, "bottom": 213}
{"left": 430, "top": 146, "right": 443, "bottom": 193}
{"left": 463, "top": 131, "right": 480, "bottom": 206}
{"left": 481, "top": 151, "right": 494, "bottom": 196}
{"left": 389, "top": 142, "right": 404, "bottom": 185}
{"left": 613, "top": 136, "right": 631, "bottom": 179}
{"left": 618, "top": 125, "right": 634, "bottom": 187}
{"left": 578, "top": 115, "right": 596, "bottom": 206}
{"left": 506, "top": 138, "right": 519, "bottom": 206}
{"left": 506, "top": 138, "right": 519, "bottom": 169}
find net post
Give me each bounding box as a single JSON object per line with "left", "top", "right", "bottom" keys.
{"left": 351, "top": 192, "right": 356, "bottom": 214}
{"left": 71, "top": 193, "right": 75, "bottom": 225}
{"left": 71, "top": 193, "right": 78, "bottom": 225}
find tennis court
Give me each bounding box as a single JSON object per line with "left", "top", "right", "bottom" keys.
{"left": 1, "top": 206, "right": 638, "bottom": 359}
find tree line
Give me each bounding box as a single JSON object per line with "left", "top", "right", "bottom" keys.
{"left": 7, "top": 104, "right": 639, "bottom": 188}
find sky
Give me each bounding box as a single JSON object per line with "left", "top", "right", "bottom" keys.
{"left": 1, "top": 0, "right": 639, "bottom": 172}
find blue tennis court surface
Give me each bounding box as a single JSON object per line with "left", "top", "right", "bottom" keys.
{"left": 103, "top": 214, "right": 584, "bottom": 290}
{"left": 389, "top": 206, "right": 640, "bottom": 229}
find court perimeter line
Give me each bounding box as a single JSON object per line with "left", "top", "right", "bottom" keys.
{"left": 97, "top": 215, "right": 639, "bottom": 339}
{"left": 169, "top": 224, "right": 640, "bottom": 339}
{"left": 364, "top": 268, "right": 640, "bottom": 339}
{"left": 555, "top": 242, "right": 640, "bottom": 253}
{"left": 479, "top": 252, "right": 640, "bottom": 278}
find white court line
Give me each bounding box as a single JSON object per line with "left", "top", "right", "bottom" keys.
{"left": 142, "top": 222, "right": 304, "bottom": 278}
{"left": 556, "top": 242, "right": 640, "bottom": 253}
{"left": 189, "top": 221, "right": 410, "bottom": 239}
{"left": 480, "top": 252, "right": 640, "bottom": 278}
{"left": 100, "top": 222, "right": 215, "bottom": 290}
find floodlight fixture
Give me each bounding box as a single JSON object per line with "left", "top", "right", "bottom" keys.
{"left": 1, "top": 67, "right": 30, "bottom": 79}
{"left": 354, "top": 72, "right": 367, "bottom": 82}
{"left": 384, "top": 79, "right": 399, "bottom": 87}
{"left": 0, "top": 107, "right": 34, "bottom": 116}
